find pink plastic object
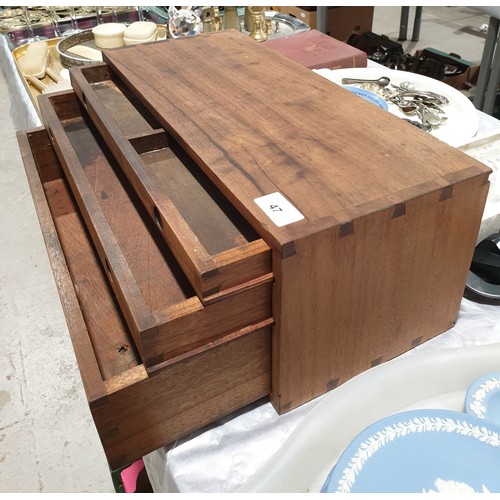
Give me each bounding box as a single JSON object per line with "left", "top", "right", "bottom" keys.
{"left": 120, "top": 458, "right": 145, "bottom": 493}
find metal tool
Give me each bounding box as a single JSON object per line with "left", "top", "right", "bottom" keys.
{"left": 341, "top": 76, "right": 390, "bottom": 87}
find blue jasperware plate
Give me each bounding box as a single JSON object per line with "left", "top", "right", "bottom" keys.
{"left": 465, "top": 371, "right": 500, "bottom": 425}
{"left": 343, "top": 86, "right": 389, "bottom": 110}
{"left": 321, "top": 408, "right": 500, "bottom": 493}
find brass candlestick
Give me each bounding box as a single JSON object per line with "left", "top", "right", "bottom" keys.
{"left": 265, "top": 18, "right": 272, "bottom": 35}
{"left": 248, "top": 6, "right": 267, "bottom": 42}
{"left": 211, "top": 6, "right": 223, "bottom": 32}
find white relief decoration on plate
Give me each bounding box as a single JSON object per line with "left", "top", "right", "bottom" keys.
{"left": 423, "top": 478, "right": 490, "bottom": 493}
{"left": 469, "top": 377, "right": 500, "bottom": 418}
{"left": 335, "top": 416, "right": 500, "bottom": 493}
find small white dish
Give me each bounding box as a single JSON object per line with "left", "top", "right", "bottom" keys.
{"left": 92, "top": 22, "right": 126, "bottom": 49}
{"left": 123, "top": 21, "right": 158, "bottom": 46}
{"left": 465, "top": 371, "right": 500, "bottom": 424}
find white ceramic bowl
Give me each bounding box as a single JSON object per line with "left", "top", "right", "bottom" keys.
{"left": 123, "top": 21, "right": 158, "bottom": 46}
{"left": 92, "top": 23, "right": 127, "bottom": 49}
{"left": 123, "top": 33, "right": 158, "bottom": 46}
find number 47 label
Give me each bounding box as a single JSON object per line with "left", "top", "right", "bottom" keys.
{"left": 254, "top": 192, "right": 304, "bottom": 227}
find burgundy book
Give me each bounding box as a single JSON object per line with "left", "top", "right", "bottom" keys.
{"left": 263, "top": 29, "right": 367, "bottom": 70}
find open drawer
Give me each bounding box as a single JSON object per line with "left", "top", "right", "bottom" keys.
{"left": 37, "top": 90, "right": 272, "bottom": 370}
{"left": 17, "top": 127, "right": 272, "bottom": 469}
{"left": 67, "top": 63, "right": 271, "bottom": 304}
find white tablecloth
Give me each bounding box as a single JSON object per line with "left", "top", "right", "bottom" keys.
{"left": 144, "top": 296, "right": 500, "bottom": 493}
{"left": 0, "top": 34, "right": 41, "bottom": 131}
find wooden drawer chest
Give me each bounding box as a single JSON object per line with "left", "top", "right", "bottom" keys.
{"left": 18, "top": 30, "right": 491, "bottom": 468}
{"left": 18, "top": 126, "right": 272, "bottom": 469}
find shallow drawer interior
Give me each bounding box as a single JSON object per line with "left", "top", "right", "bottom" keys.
{"left": 70, "top": 64, "right": 271, "bottom": 302}
{"left": 24, "top": 128, "right": 139, "bottom": 382}
{"left": 140, "top": 141, "right": 256, "bottom": 257}
{"left": 57, "top": 113, "right": 195, "bottom": 316}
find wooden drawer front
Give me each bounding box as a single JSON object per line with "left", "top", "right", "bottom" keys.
{"left": 37, "top": 91, "right": 272, "bottom": 371}
{"left": 18, "top": 127, "right": 272, "bottom": 469}
{"left": 68, "top": 63, "right": 272, "bottom": 303}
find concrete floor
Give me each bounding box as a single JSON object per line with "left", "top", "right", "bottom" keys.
{"left": 0, "top": 5, "right": 495, "bottom": 493}
{"left": 373, "top": 5, "right": 490, "bottom": 65}
{"left": 0, "top": 32, "right": 115, "bottom": 496}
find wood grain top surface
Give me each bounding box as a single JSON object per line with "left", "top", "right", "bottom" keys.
{"left": 103, "top": 30, "right": 491, "bottom": 247}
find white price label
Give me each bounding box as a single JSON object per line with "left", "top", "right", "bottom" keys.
{"left": 254, "top": 192, "right": 304, "bottom": 227}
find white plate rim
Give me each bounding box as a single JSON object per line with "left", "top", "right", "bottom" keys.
{"left": 313, "top": 67, "right": 478, "bottom": 148}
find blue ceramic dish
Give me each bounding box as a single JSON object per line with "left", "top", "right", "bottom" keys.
{"left": 343, "top": 85, "right": 389, "bottom": 110}
{"left": 321, "top": 408, "right": 500, "bottom": 493}
{"left": 465, "top": 371, "right": 500, "bottom": 425}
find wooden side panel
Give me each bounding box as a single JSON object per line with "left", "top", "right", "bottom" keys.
{"left": 17, "top": 128, "right": 108, "bottom": 403}
{"left": 271, "top": 178, "right": 489, "bottom": 412}
{"left": 94, "top": 324, "right": 272, "bottom": 469}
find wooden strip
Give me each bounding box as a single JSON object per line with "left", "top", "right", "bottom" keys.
{"left": 45, "top": 181, "right": 140, "bottom": 380}
{"left": 146, "top": 317, "right": 274, "bottom": 373}
{"left": 128, "top": 130, "right": 170, "bottom": 154}
{"left": 145, "top": 281, "right": 272, "bottom": 366}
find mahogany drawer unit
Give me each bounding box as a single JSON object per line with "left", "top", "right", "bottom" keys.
{"left": 17, "top": 127, "right": 272, "bottom": 469}
{"left": 37, "top": 90, "right": 272, "bottom": 371}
